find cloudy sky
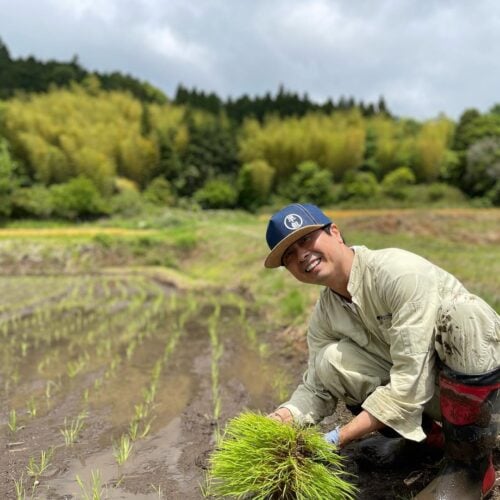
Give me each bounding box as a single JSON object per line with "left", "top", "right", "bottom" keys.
{"left": 1, "top": 0, "right": 499, "bottom": 120}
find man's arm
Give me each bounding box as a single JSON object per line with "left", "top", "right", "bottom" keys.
{"left": 338, "top": 410, "right": 385, "bottom": 447}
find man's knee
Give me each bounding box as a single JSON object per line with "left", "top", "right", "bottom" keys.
{"left": 315, "top": 340, "right": 388, "bottom": 404}
{"left": 435, "top": 294, "right": 499, "bottom": 374}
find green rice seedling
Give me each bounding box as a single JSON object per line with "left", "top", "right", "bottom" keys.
{"left": 113, "top": 434, "right": 133, "bottom": 466}
{"left": 205, "top": 412, "right": 357, "bottom": 500}
{"left": 150, "top": 483, "right": 163, "bottom": 498}
{"left": 45, "top": 379, "right": 61, "bottom": 400}
{"left": 128, "top": 419, "right": 140, "bottom": 441}
{"left": 125, "top": 339, "right": 137, "bottom": 360}
{"left": 61, "top": 411, "right": 87, "bottom": 446}
{"left": 13, "top": 473, "right": 26, "bottom": 500}
{"left": 8, "top": 409, "right": 19, "bottom": 432}
{"left": 66, "top": 353, "right": 89, "bottom": 378}
{"left": 142, "top": 382, "right": 157, "bottom": 406}
{"left": 27, "top": 447, "right": 54, "bottom": 480}
{"left": 134, "top": 403, "right": 149, "bottom": 422}
{"left": 26, "top": 397, "right": 37, "bottom": 418}
{"left": 76, "top": 469, "right": 104, "bottom": 500}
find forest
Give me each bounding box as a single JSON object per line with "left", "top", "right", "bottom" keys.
{"left": 1, "top": 37, "right": 499, "bottom": 220}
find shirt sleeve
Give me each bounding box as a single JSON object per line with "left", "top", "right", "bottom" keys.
{"left": 362, "top": 269, "right": 438, "bottom": 441}
{"left": 279, "top": 297, "right": 338, "bottom": 424}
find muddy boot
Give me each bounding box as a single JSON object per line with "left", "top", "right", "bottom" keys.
{"left": 415, "top": 367, "right": 500, "bottom": 500}
{"left": 354, "top": 415, "right": 443, "bottom": 468}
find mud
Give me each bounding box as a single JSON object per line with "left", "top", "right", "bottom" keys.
{"left": 1, "top": 274, "right": 499, "bottom": 500}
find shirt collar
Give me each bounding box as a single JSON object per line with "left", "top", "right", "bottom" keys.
{"left": 347, "top": 245, "right": 367, "bottom": 302}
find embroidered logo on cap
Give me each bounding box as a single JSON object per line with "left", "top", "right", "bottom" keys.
{"left": 284, "top": 214, "right": 303, "bottom": 230}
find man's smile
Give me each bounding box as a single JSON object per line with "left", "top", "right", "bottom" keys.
{"left": 305, "top": 257, "right": 321, "bottom": 273}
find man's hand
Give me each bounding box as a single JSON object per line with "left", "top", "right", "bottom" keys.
{"left": 324, "top": 426, "right": 341, "bottom": 447}
{"left": 267, "top": 407, "right": 293, "bottom": 424}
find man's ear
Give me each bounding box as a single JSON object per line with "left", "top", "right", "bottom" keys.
{"left": 328, "top": 224, "right": 344, "bottom": 243}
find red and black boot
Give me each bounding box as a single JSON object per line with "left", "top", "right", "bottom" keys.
{"left": 415, "top": 366, "right": 499, "bottom": 499}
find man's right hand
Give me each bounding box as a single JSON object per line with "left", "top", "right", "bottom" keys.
{"left": 267, "top": 407, "right": 293, "bottom": 423}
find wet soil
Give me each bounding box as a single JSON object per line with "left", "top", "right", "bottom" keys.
{"left": 1, "top": 272, "right": 498, "bottom": 500}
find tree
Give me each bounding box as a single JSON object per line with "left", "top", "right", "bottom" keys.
{"left": 464, "top": 137, "right": 500, "bottom": 204}
{"left": 237, "top": 159, "right": 275, "bottom": 211}
{"left": 179, "top": 115, "right": 238, "bottom": 196}
{"left": 194, "top": 178, "right": 238, "bottom": 209}
{"left": 0, "top": 138, "right": 16, "bottom": 216}
{"left": 343, "top": 171, "right": 380, "bottom": 200}
{"left": 381, "top": 166, "right": 416, "bottom": 199}
{"left": 50, "top": 176, "right": 108, "bottom": 219}
{"left": 278, "top": 161, "right": 334, "bottom": 206}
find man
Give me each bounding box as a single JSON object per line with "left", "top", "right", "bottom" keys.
{"left": 265, "top": 203, "right": 499, "bottom": 499}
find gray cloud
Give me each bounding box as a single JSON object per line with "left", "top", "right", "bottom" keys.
{"left": 1, "top": 0, "right": 499, "bottom": 119}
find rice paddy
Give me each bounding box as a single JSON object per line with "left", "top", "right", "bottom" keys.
{"left": 1, "top": 207, "right": 498, "bottom": 499}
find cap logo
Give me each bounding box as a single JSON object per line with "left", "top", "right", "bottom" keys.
{"left": 284, "top": 214, "right": 303, "bottom": 230}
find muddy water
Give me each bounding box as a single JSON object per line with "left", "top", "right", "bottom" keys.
{"left": 0, "top": 276, "right": 289, "bottom": 499}
{"left": 45, "top": 312, "right": 284, "bottom": 498}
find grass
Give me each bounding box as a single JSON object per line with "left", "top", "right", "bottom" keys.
{"left": 205, "top": 412, "right": 356, "bottom": 500}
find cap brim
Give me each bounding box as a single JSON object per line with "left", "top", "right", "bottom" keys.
{"left": 264, "top": 225, "right": 324, "bottom": 268}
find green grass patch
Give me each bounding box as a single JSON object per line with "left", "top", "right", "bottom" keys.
{"left": 205, "top": 412, "right": 356, "bottom": 499}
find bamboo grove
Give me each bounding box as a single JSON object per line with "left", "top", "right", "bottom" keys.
{"left": 1, "top": 57, "right": 500, "bottom": 217}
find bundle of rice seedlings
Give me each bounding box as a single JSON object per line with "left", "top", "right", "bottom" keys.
{"left": 205, "top": 412, "right": 357, "bottom": 499}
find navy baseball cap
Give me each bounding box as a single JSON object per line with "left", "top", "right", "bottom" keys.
{"left": 264, "top": 203, "right": 332, "bottom": 268}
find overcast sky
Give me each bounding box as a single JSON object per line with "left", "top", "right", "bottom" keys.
{"left": 1, "top": 0, "right": 499, "bottom": 120}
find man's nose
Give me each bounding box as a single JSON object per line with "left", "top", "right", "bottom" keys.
{"left": 296, "top": 244, "right": 309, "bottom": 262}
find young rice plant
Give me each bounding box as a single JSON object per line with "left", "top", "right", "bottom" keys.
{"left": 205, "top": 412, "right": 357, "bottom": 500}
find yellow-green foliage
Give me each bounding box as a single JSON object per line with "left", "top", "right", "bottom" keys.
{"left": 238, "top": 110, "right": 366, "bottom": 181}
{"left": 206, "top": 412, "right": 356, "bottom": 500}
{"left": 414, "top": 118, "right": 455, "bottom": 181}
{"left": 2, "top": 83, "right": 164, "bottom": 192}
{"left": 369, "top": 115, "right": 454, "bottom": 181}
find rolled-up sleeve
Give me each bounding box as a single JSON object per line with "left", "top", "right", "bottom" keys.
{"left": 362, "top": 271, "right": 438, "bottom": 441}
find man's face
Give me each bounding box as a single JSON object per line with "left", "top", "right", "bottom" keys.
{"left": 282, "top": 225, "right": 346, "bottom": 286}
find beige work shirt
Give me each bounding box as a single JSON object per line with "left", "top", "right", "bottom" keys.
{"left": 281, "top": 246, "right": 471, "bottom": 441}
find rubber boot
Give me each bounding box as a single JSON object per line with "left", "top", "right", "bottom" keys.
{"left": 415, "top": 366, "right": 500, "bottom": 500}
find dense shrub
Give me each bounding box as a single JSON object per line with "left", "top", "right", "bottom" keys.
{"left": 237, "top": 159, "right": 275, "bottom": 211}
{"left": 0, "top": 138, "right": 16, "bottom": 217}
{"left": 50, "top": 176, "right": 109, "bottom": 219}
{"left": 343, "top": 171, "right": 380, "bottom": 199}
{"left": 464, "top": 137, "right": 500, "bottom": 205}
{"left": 194, "top": 178, "right": 238, "bottom": 209}
{"left": 10, "top": 185, "right": 54, "bottom": 218}
{"left": 381, "top": 166, "right": 416, "bottom": 199}
{"left": 108, "top": 190, "right": 145, "bottom": 216}
{"left": 143, "top": 177, "right": 175, "bottom": 206}
{"left": 278, "top": 160, "right": 334, "bottom": 205}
